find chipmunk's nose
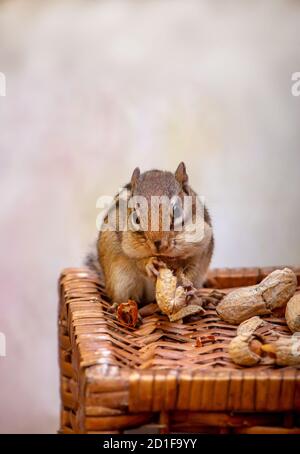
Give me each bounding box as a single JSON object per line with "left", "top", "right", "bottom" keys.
{"left": 154, "top": 240, "right": 161, "bottom": 251}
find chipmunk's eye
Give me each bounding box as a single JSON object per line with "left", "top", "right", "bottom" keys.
{"left": 170, "top": 200, "right": 183, "bottom": 231}
{"left": 130, "top": 210, "right": 142, "bottom": 232}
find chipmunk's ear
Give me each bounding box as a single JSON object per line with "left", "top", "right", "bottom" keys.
{"left": 130, "top": 167, "right": 140, "bottom": 191}
{"left": 175, "top": 162, "right": 188, "bottom": 185}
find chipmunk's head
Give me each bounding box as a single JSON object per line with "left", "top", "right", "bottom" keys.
{"left": 121, "top": 163, "right": 212, "bottom": 260}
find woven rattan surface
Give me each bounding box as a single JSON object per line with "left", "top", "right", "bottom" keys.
{"left": 58, "top": 266, "right": 300, "bottom": 433}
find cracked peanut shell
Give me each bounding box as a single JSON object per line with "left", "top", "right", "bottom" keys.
{"left": 262, "top": 336, "right": 300, "bottom": 366}
{"left": 217, "top": 268, "right": 297, "bottom": 325}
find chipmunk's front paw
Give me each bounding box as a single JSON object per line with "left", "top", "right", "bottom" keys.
{"left": 146, "top": 257, "right": 166, "bottom": 279}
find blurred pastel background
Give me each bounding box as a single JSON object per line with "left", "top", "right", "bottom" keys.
{"left": 1, "top": 0, "right": 300, "bottom": 433}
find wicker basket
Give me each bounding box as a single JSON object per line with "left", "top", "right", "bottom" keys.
{"left": 58, "top": 266, "right": 300, "bottom": 434}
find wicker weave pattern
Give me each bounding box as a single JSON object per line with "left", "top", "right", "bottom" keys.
{"left": 58, "top": 266, "right": 300, "bottom": 433}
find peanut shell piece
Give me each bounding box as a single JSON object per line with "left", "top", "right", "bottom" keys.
{"left": 230, "top": 316, "right": 300, "bottom": 368}
{"left": 155, "top": 268, "right": 203, "bottom": 321}
{"left": 217, "top": 268, "right": 297, "bottom": 325}
{"left": 117, "top": 300, "right": 139, "bottom": 327}
{"left": 285, "top": 294, "right": 300, "bottom": 333}
{"left": 229, "top": 336, "right": 262, "bottom": 367}
{"left": 228, "top": 316, "right": 266, "bottom": 366}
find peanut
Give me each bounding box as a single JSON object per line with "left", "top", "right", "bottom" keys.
{"left": 262, "top": 336, "right": 300, "bottom": 366}
{"left": 228, "top": 316, "right": 266, "bottom": 366}
{"left": 285, "top": 294, "right": 300, "bottom": 333}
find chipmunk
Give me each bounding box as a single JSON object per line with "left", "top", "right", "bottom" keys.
{"left": 86, "top": 163, "right": 214, "bottom": 305}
